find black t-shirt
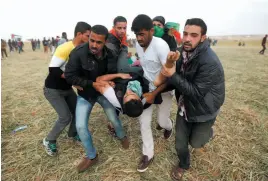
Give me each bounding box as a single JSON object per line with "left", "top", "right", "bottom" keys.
{"left": 43, "top": 40, "right": 48, "bottom": 46}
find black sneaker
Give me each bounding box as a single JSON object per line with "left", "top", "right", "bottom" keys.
{"left": 137, "top": 155, "right": 154, "bottom": 172}
{"left": 164, "top": 119, "right": 174, "bottom": 139}
{"left": 156, "top": 124, "right": 163, "bottom": 130}
{"left": 43, "top": 138, "right": 57, "bottom": 156}
{"left": 72, "top": 135, "right": 81, "bottom": 142}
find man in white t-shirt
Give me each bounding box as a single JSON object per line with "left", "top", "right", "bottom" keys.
{"left": 131, "top": 14, "right": 177, "bottom": 172}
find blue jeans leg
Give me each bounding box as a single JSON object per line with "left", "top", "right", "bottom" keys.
{"left": 97, "top": 96, "right": 126, "bottom": 139}
{"left": 75, "top": 96, "right": 96, "bottom": 159}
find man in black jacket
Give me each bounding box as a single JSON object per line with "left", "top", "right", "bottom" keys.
{"left": 161, "top": 18, "right": 225, "bottom": 181}
{"left": 65, "top": 25, "right": 129, "bottom": 173}
{"left": 106, "top": 16, "right": 143, "bottom": 75}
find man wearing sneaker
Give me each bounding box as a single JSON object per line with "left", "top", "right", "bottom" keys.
{"left": 131, "top": 14, "right": 175, "bottom": 172}
{"left": 65, "top": 25, "right": 129, "bottom": 173}
{"left": 43, "top": 22, "right": 91, "bottom": 156}
{"left": 161, "top": 18, "right": 225, "bottom": 181}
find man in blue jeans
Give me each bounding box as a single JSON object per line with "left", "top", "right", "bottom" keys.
{"left": 65, "top": 25, "right": 129, "bottom": 173}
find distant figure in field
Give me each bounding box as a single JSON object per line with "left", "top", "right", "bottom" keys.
{"left": 8, "top": 39, "right": 13, "bottom": 52}
{"left": 207, "top": 37, "right": 212, "bottom": 47}
{"left": 37, "top": 39, "right": 41, "bottom": 49}
{"left": 57, "top": 32, "right": 68, "bottom": 46}
{"left": 18, "top": 39, "right": 24, "bottom": 54}
{"left": 212, "top": 39, "right": 218, "bottom": 46}
{"left": 259, "top": 35, "right": 267, "bottom": 55}
{"left": 1, "top": 39, "right": 8, "bottom": 59}
{"left": 43, "top": 37, "right": 49, "bottom": 53}
{"left": 31, "top": 39, "right": 36, "bottom": 51}
{"left": 12, "top": 40, "right": 17, "bottom": 51}
{"left": 51, "top": 37, "right": 56, "bottom": 54}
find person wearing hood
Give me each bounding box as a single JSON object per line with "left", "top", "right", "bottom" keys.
{"left": 153, "top": 16, "right": 181, "bottom": 51}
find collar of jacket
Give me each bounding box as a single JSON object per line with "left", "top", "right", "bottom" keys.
{"left": 180, "top": 39, "right": 210, "bottom": 64}
{"left": 88, "top": 45, "right": 109, "bottom": 60}
{"left": 109, "top": 29, "right": 128, "bottom": 47}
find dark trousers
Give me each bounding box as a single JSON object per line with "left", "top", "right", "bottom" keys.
{"left": 18, "top": 46, "right": 23, "bottom": 54}
{"left": 43, "top": 87, "right": 78, "bottom": 141}
{"left": 175, "top": 113, "right": 215, "bottom": 169}
{"left": 1, "top": 48, "right": 8, "bottom": 58}
{"left": 259, "top": 45, "right": 266, "bottom": 54}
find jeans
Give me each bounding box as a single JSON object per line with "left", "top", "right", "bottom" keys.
{"left": 43, "top": 87, "right": 78, "bottom": 141}
{"left": 175, "top": 114, "right": 215, "bottom": 169}
{"left": 18, "top": 46, "right": 23, "bottom": 54}
{"left": 76, "top": 95, "right": 126, "bottom": 159}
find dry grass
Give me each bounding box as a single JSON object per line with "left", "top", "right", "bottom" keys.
{"left": 1, "top": 42, "right": 268, "bottom": 181}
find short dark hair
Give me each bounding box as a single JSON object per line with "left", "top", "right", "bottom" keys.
{"left": 62, "top": 32, "right": 67, "bottom": 37}
{"left": 91, "top": 25, "right": 109, "bottom": 40}
{"left": 74, "top": 21, "right": 91, "bottom": 37}
{"left": 123, "top": 99, "right": 143, "bottom": 117}
{"left": 185, "top": 18, "right": 207, "bottom": 35}
{"left": 131, "top": 14, "right": 153, "bottom": 33}
{"left": 113, "top": 16, "right": 127, "bottom": 26}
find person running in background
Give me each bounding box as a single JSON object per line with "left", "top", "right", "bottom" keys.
{"left": 259, "top": 34, "right": 267, "bottom": 55}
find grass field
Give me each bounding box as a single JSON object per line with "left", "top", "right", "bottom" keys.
{"left": 1, "top": 42, "right": 268, "bottom": 181}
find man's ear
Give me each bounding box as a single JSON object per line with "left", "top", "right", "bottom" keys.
{"left": 150, "top": 27, "right": 155, "bottom": 35}
{"left": 201, "top": 35, "right": 207, "bottom": 42}
{"left": 76, "top": 32, "right": 82, "bottom": 37}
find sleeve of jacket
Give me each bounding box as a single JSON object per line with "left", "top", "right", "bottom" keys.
{"left": 106, "top": 42, "right": 119, "bottom": 57}
{"left": 64, "top": 50, "right": 93, "bottom": 88}
{"left": 169, "top": 62, "right": 220, "bottom": 102}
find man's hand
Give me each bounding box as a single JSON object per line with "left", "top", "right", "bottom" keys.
{"left": 167, "top": 51, "right": 180, "bottom": 65}
{"left": 143, "top": 92, "right": 156, "bottom": 104}
{"left": 161, "top": 64, "right": 176, "bottom": 78}
{"left": 127, "top": 52, "right": 132, "bottom": 58}
{"left": 73, "top": 85, "right": 83, "bottom": 91}
{"left": 108, "top": 81, "right": 115, "bottom": 88}
{"left": 120, "top": 73, "right": 132, "bottom": 79}
{"left": 61, "top": 73, "right": 65, "bottom": 79}
{"left": 93, "top": 81, "right": 111, "bottom": 93}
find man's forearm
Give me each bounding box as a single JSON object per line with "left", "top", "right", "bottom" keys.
{"left": 151, "top": 83, "right": 168, "bottom": 96}
{"left": 96, "top": 73, "right": 122, "bottom": 82}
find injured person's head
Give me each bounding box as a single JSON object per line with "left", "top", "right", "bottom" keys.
{"left": 123, "top": 87, "right": 143, "bottom": 118}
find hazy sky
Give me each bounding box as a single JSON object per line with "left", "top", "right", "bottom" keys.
{"left": 0, "top": 0, "right": 267, "bottom": 40}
